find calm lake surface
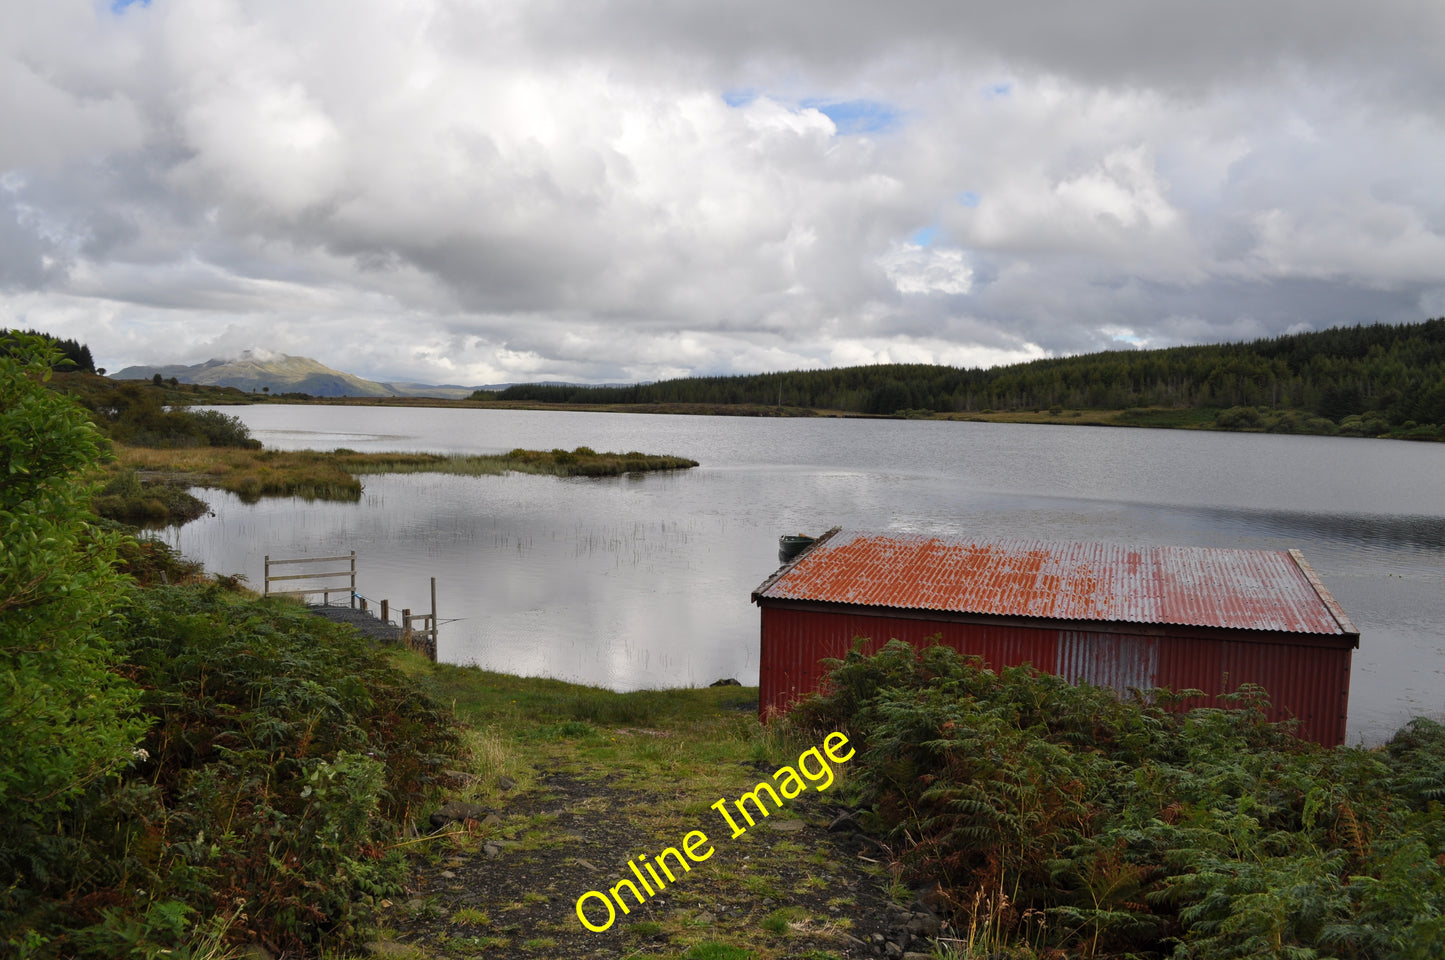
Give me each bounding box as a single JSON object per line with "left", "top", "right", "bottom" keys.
{"left": 164, "top": 405, "right": 1445, "bottom": 744}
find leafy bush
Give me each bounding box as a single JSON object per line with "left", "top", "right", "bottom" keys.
{"left": 0, "top": 328, "right": 94, "bottom": 372}
{"left": 184, "top": 408, "right": 257, "bottom": 447}
{"left": 1214, "top": 406, "right": 1263, "bottom": 429}
{"left": 56, "top": 377, "right": 260, "bottom": 449}
{"left": 1, "top": 336, "right": 147, "bottom": 919}
{"left": 97, "top": 586, "right": 463, "bottom": 954}
{"left": 6, "top": 584, "right": 464, "bottom": 957}
{"left": 787, "top": 640, "right": 1445, "bottom": 958}
{"left": 2, "top": 354, "right": 462, "bottom": 955}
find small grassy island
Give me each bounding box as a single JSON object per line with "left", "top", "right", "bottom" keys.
{"left": 102, "top": 445, "right": 699, "bottom": 523}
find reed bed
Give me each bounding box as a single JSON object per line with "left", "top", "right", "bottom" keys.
{"left": 341, "top": 447, "right": 698, "bottom": 478}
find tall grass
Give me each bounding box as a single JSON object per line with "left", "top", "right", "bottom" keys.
{"left": 339, "top": 447, "right": 698, "bottom": 478}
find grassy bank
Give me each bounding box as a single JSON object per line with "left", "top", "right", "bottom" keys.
{"left": 4, "top": 558, "right": 896, "bottom": 959}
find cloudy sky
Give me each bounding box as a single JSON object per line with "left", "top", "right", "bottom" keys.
{"left": 4, "top": 0, "right": 1444, "bottom": 385}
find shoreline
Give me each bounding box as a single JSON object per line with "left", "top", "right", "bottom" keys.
{"left": 180, "top": 393, "right": 1441, "bottom": 441}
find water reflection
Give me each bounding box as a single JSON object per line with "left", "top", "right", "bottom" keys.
{"left": 1189, "top": 505, "right": 1445, "bottom": 555}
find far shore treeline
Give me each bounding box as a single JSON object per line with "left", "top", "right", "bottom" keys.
{"left": 12, "top": 319, "right": 1445, "bottom": 441}
{"left": 479, "top": 318, "right": 1445, "bottom": 438}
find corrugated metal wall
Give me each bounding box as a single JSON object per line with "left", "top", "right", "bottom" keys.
{"left": 759, "top": 606, "right": 1352, "bottom": 744}
{"left": 1155, "top": 636, "right": 1352, "bottom": 745}
{"left": 1056, "top": 631, "right": 1159, "bottom": 694}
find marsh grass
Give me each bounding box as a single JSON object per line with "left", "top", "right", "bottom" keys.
{"left": 93, "top": 469, "right": 210, "bottom": 521}
{"left": 346, "top": 447, "right": 699, "bottom": 478}
{"left": 113, "top": 445, "right": 366, "bottom": 503}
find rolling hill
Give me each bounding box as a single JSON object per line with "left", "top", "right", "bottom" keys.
{"left": 114, "top": 352, "right": 459, "bottom": 398}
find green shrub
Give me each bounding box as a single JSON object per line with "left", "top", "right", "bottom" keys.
{"left": 83, "top": 585, "right": 463, "bottom": 956}
{"left": 92, "top": 471, "right": 209, "bottom": 523}
{"left": 1, "top": 336, "right": 148, "bottom": 929}
{"left": 185, "top": 408, "right": 259, "bottom": 448}
{"left": 3, "top": 529, "right": 462, "bottom": 958}
{"left": 1214, "top": 406, "right": 1263, "bottom": 429}
{"left": 786, "top": 640, "right": 1445, "bottom": 957}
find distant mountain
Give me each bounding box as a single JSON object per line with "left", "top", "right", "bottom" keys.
{"left": 116, "top": 352, "right": 395, "bottom": 397}
{"left": 114, "top": 351, "right": 479, "bottom": 398}
{"left": 115, "top": 352, "right": 645, "bottom": 398}
{"left": 379, "top": 381, "right": 481, "bottom": 400}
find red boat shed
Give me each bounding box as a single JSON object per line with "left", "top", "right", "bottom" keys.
{"left": 751, "top": 529, "right": 1361, "bottom": 745}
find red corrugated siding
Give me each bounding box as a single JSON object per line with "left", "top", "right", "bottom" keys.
{"left": 759, "top": 607, "right": 1056, "bottom": 718}
{"left": 1156, "top": 637, "right": 1352, "bottom": 745}
{"left": 760, "top": 607, "right": 1354, "bottom": 745}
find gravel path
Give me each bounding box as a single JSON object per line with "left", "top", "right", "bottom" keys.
{"left": 384, "top": 759, "right": 942, "bottom": 959}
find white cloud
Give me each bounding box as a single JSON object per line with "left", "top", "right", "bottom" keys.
{"left": 878, "top": 243, "right": 973, "bottom": 295}
{"left": 828, "top": 335, "right": 1045, "bottom": 369}
{"left": 1, "top": 0, "right": 1442, "bottom": 382}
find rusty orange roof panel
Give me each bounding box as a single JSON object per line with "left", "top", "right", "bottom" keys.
{"left": 753, "top": 530, "right": 1354, "bottom": 635}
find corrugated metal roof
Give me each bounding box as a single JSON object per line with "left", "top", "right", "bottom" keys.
{"left": 754, "top": 530, "right": 1354, "bottom": 635}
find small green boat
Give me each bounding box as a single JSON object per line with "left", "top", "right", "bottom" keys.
{"left": 778, "top": 534, "right": 816, "bottom": 563}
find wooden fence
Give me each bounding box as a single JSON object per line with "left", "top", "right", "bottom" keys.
{"left": 265, "top": 552, "right": 438, "bottom": 661}
{"left": 264, "top": 552, "right": 356, "bottom": 606}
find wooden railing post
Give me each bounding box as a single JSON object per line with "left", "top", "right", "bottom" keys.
{"left": 380, "top": 599, "right": 389, "bottom": 623}
{"left": 429, "top": 577, "right": 439, "bottom": 661}
{"left": 264, "top": 555, "right": 271, "bottom": 598}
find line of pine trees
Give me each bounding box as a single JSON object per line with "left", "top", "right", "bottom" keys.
{"left": 0, "top": 328, "right": 95, "bottom": 374}
{"left": 482, "top": 319, "right": 1445, "bottom": 430}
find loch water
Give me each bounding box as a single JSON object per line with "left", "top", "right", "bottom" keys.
{"left": 161, "top": 405, "right": 1445, "bottom": 744}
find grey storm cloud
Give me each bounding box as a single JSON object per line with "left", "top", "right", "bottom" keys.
{"left": 2, "top": 0, "right": 1444, "bottom": 384}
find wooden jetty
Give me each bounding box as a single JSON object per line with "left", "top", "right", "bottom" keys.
{"left": 264, "top": 551, "right": 438, "bottom": 660}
